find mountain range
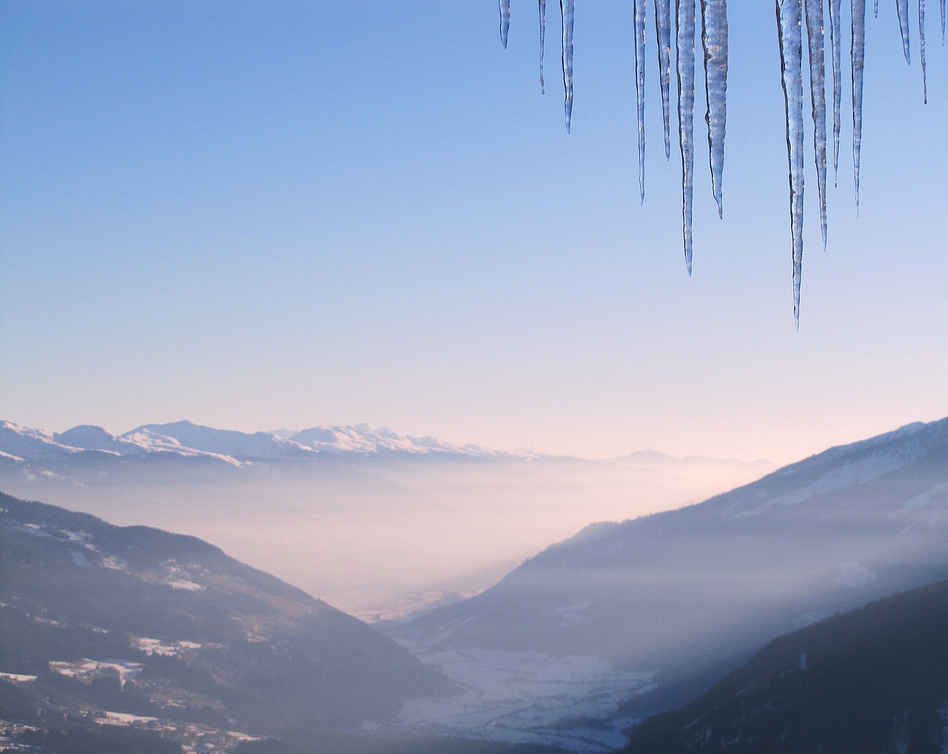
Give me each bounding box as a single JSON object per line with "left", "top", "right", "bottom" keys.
{"left": 0, "top": 419, "right": 775, "bottom": 473}
{"left": 388, "top": 417, "right": 948, "bottom": 742}
{"left": 9, "top": 416, "right": 948, "bottom": 751}
{"left": 0, "top": 420, "right": 504, "bottom": 468}
{"left": 0, "top": 491, "right": 571, "bottom": 754}
{"left": 0, "top": 419, "right": 774, "bottom": 627}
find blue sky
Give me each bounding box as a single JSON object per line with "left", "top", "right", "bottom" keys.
{"left": 1, "top": 0, "right": 946, "bottom": 463}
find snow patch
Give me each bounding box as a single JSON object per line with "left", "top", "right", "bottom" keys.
{"left": 0, "top": 673, "right": 37, "bottom": 683}
{"left": 19, "top": 523, "right": 54, "bottom": 538}
{"left": 50, "top": 659, "right": 142, "bottom": 687}
{"left": 98, "top": 711, "right": 158, "bottom": 726}
{"left": 100, "top": 555, "right": 127, "bottom": 570}
{"left": 33, "top": 617, "right": 63, "bottom": 627}
{"left": 166, "top": 579, "right": 203, "bottom": 591}
{"left": 132, "top": 637, "right": 202, "bottom": 657}
{"left": 158, "top": 561, "right": 205, "bottom": 591}
{"left": 737, "top": 450, "right": 917, "bottom": 517}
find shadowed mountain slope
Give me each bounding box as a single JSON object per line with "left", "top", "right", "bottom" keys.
{"left": 0, "top": 491, "right": 448, "bottom": 735}
{"left": 624, "top": 578, "right": 948, "bottom": 753}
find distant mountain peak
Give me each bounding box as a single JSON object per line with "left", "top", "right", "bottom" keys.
{"left": 285, "top": 424, "right": 501, "bottom": 458}
{"left": 0, "top": 419, "right": 509, "bottom": 467}
{"left": 612, "top": 448, "right": 775, "bottom": 469}
{"left": 54, "top": 424, "right": 128, "bottom": 454}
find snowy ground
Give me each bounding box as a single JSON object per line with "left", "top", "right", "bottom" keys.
{"left": 387, "top": 648, "right": 654, "bottom": 752}
{"left": 49, "top": 658, "right": 142, "bottom": 687}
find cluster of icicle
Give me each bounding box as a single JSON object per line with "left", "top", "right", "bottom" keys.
{"left": 498, "top": 0, "right": 940, "bottom": 326}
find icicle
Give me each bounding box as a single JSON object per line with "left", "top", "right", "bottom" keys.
{"left": 874, "top": 0, "right": 879, "bottom": 16}
{"left": 700, "top": 0, "right": 728, "bottom": 218}
{"left": 561, "top": 0, "right": 575, "bottom": 131}
{"left": 677, "top": 0, "right": 696, "bottom": 273}
{"left": 634, "top": 0, "right": 648, "bottom": 203}
{"left": 852, "top": 0, "right": 866, "bottom": 210}
{"left": 829, "top": 0, "right": 842, "bottom": 185}
{"left": 804, "top": 0, "right": 828, "bottom": 249}
{"left": 777, "top": 0, "right": 805, "bottom": 327}
{"left": 897, "top": 0, "right": 912, "bottom": 63}
{"left": 920, "top": 0, "right": 928, "bottom": 101}
{"left": 654, "top": 0, "right": 673, "bottom": 158}
{"left": 539, "top": 0, "right": 547, "bottom": 93}
{"left": 941, "top": 0, "right": 945, "bottom": 41}
{"left": 500, "top": 0, "right": 511, "bottom": 48}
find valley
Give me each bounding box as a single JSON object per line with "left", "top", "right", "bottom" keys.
{"left": 3, "top": 417, "right": 948, "bottom": 752}
{"left": 0, "top": 420, "right": 772, "bottom": 619}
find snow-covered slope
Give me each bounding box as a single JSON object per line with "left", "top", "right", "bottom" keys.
{"left": 0, "top": 421, "right": 83, "bottom": 461}
{"left": 121, "top": 421, "right": 314, "bottom": 461}
{"left": 0, "top": 421, "right": 157, "bottom": 468}
{"left": 289, "top": 424, "right": 498, "bottom": 457}
{"left": 392, "top": 417, "right": 948, "bottom": 719}
{"left": 0, "top": 420, "right": 247, "bottom": 467}
{"left": 53, "top": 424, "right": 134, "bottom": 453}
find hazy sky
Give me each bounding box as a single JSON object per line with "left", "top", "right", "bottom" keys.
{"left": 1, "top": 0, "right": 946, "bottom": 464}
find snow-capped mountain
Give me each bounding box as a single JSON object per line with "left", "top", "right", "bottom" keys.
{"left": 0, "top": 421, "right": 86, "bottom": 462}
{"left": 54, "top": 424, "right": 140, "bottom": 454}
{"left": 0, "top": 419, "right": 502, "bottom": 467}
{"left": 122, "top": 421, "right": 312, "bottom": 461}
{"left": 289, "top": 423, "right": 497, "bottom": 456}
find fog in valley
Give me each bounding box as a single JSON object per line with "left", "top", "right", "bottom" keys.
{"left": 0, "top": 450, "right": 772, "bottom": 620}
{"left": 4, "top": 2, "right": 948, "bottom": 750}
{"left": 6, "top": 419, "right": 948, "bottom": 751}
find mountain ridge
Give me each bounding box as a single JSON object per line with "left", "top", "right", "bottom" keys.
{"left": 0, "top": 419, "right": 777, "bottom": 470}
{"left": 0, "top": 490, "right": 449, "bottom": 736}
{"left": 391, "top": 416, "right": 948, "bottom": 717}
{"left": 0, "top": 420, "right": 515, "bottom": 467}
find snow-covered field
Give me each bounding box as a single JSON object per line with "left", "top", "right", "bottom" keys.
{"left": 49, "top": 658, "right": 143, "bottom": 687}
{"left": 131, "top": 637, "right": 202, "bottom": 657}
{"left": 390, "top": 648, "right": 654, "bottom": 752}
